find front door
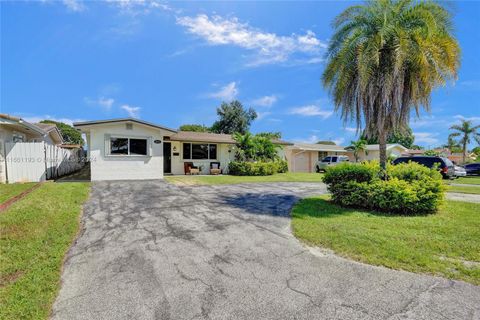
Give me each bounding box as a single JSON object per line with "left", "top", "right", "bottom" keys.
{"left": 163, "top": 142, "right": 172, "bottom": 174}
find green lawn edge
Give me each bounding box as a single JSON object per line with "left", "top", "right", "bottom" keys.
{"left": 0, "top": 183, "right": 37, "bottom": 204}
{"left": 291, "top": 196, "right": 480, "bottom": 285}
{"left": 165, "top": 172, "right": 324, "bottom": 185}
{"left": 0, "top": 182, "right": 90, "bottom": 320}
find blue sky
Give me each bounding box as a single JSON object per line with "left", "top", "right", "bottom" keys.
{"left": 1, "top": 0, "right": 479, "bottom": 148}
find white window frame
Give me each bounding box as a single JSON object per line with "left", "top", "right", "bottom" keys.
{"left": 106, "top": 135, "right": 152, "bottom": 157}
{"left": 182, "top": 143, "right": 217, "bottom": 160}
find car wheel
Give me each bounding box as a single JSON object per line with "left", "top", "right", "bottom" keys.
{"left": 315, "top": 166, "right": 320, "bottom": 173}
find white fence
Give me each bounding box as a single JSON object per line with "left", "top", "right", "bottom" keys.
{"left": 5, "top": 142, "right": 84, "bottom": 183}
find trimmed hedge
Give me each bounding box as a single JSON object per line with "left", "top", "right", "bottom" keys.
{"left": 228, "top": 160, "right": 288, "bottom": 176}
{"left": 323, "top": 162, "right": 445, "bottom": 215}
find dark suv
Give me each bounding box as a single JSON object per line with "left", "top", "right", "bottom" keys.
{"left": 464, "top": 163, "right": 480, "bottom": 176}
{"left": 392, "top": 156, "right": 455, "bottom": 179}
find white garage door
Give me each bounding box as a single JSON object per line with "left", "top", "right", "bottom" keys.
{"left": 294, "top": 152, "right": 310, "bottom": 172}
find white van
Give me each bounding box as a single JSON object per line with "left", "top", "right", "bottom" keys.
{"left": 315, "top": 155, "right": 350, "bottom": 172}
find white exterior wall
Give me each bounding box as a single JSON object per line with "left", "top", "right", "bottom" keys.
{"left": 287, "top": 148, "right": 348, "bottom": 173}
{"left": 357, "top": 146, "right": 405, "bottom": 162}
{"left": 169, "top": 142, "right": 235, "bottom": 175}
{"left": 88, "top": 123, "right": 167, "bottom": 181}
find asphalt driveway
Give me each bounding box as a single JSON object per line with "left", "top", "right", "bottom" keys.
{"left": 52, "top": 180, "right": 480, "bottom": 320}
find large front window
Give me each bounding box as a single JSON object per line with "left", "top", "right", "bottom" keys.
{"left": 183, "top": 143, "right": 217, "bottom": 160}
{"left": 110, "top": 137, "right": 148, "bottom": 156}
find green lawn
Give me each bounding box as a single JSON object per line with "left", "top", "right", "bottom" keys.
{"left": 0, "top": 182, "right": 90, "bottom": 320}
{"left": 446, "top": 184, "right": 480, "bottom": 195}
{"left": 452, "top": 176, "right": 480, "bottom": 185}
{"left": 165, "top": 172, "right": 324, "bottom": 185}
{"left": 292, "top": 197, "right": 480, "bottom": 285}
{"left": 0, "top": 183, "right": 36, "bottom": 204}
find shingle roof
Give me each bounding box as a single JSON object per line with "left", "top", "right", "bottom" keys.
{"left": 73, "top": 118, "right": 177, "bottom": 133}
{"left": 169, "top": 131, "right": 292, "bottom": 145}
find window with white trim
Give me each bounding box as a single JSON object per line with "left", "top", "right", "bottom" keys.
{"left": 183, "top": 143, "right": 217, "bottom": 160}
{"left": 109, "top": 137, "right": 148, "bottom": 156}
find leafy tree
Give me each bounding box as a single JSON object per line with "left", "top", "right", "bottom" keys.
{"left": 449, "top": 120, "right": 480, "bottom": 163}
{"left": 256, "top": 132, "right": 282, "bottom": 139}
{"left": 424, "top": 150, "right": 440, "bottom": 156}
{"left": 411, "top": 145, "right": 424, "bottom": 150}
{"left": 211, "top": 100, "right": 257, "bottom": 134}
{"left": 362, "top": 127, "right": 415, "bottom": 149}
{"left": 316, "top": 140, "right": 336, "bottom": 145}
{"left": 40, "top": 120, "right": 83, "bottom": 145}
{"left": 471, "top": 146, "right": 480, "bottom": 155}
{"left": 252, "top": 136, "right": 279, "bottom": 161}
{"left": 443, "top": 136, "right": 462, "bottom": 153}
{"left": 179, "top": 124, "right": 210, "bottom": 132}
{"left": 347, "top": 139, "right": 368, "bottom": 162}
{"left": 322, "top": 0, "right": 460, "bottom": 172}
{"left": 232, "top": 132, "right": 255, "bottom": 161}
{"left": 232, "top": 132, "right": 280, "bottom": 162}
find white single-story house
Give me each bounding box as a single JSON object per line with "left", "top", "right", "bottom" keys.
{"left": 74, "top": 118, "right": 290, "bottom": 181}
{"left": 286, "top": 142, "right": 408, "bottom": 172}
{"left": 286, "top": 143, "right": 350, "bottom": 173}
{"left": 354, "top": 144, "right": 408, "bottom": 161}
{"left": 0, "top": 114, "right": 64, "bottom": 183}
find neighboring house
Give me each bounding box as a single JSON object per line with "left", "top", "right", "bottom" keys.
{"left": 402, "top": 148, "right": 475, "bottom": 164}
{"left": 0, "top": 114, "right": 64, "bottom": 183}
{"left": 74, "top": 118, "right": 290, "bottom": 181}
{"left": 286, "top": 143, "right": 350, "bottom": 173}
{"left": 353, "top": 144, "right": 408, "bottom": 161}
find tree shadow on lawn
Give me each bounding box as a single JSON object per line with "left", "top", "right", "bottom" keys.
{"left": 292, "top": 197, "right": 435, "bottom": 219}
{"left": 219, "top": 192, "right": 302, "bottom": 218}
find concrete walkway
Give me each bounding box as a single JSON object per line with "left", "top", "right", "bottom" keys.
{"left": 52, "top": 181, "right": 480, "bottom": 320}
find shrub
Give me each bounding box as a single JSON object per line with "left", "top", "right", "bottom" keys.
{"left": 228, "top": 160, "right": 288, "bottom": 176}
{"left": 322, "top": 162, "right": 444, "bottom": 215}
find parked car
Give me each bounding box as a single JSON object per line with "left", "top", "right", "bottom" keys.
{"left": 464, "top": 163, "right": 480, "bottom": 176}
{"left": 315, "top": 155, "right": 350, "bottom": 172}
{"left": 454, "top": 165, "right": 467, "bottom": 178}
{"left": 392, "top": 156, "right": 455, "bottom": 179}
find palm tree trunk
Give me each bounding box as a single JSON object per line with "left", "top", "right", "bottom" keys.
{"left": 379, "top": 131, "right": 387, "bottom": 175}
{"left": 463, "top": 141, "right": 467, "bottom": 164}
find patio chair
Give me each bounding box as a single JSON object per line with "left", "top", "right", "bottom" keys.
{"left": 210, "top": 162, "right": 222, "bottom": 175}
{"left": 184, "top": 162, "right": 199, "bottom": 175}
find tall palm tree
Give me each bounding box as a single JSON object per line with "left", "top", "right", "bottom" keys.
{"left": 443, "top": 136, "right": 460, "bottom": 152}
{"left": 322, "top": 0, "right": 460, "bottom": 172}
{"left": 347, "top": 139, "right": 368, "bottom": 162}
{"left": 449, "top": 120, "right": 480, "bottom": 164}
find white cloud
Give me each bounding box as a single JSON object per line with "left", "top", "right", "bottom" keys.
{"left": 121, "top": 104, "right": 141, "bottom": 118}
{"left": 208, "top": 82, "right": 239, "bottom": 101}
{"left": 256, "top": 111, "right": 272, "bottom": 120}
{"left": 252, "top": 95, "right": 277, "bottom": 108}
{"left": 292, "top": 134, "right": 344, "bottom": 145}
{"left": 459, "top": 80, "right": 480, "bottom": 90}
{"left": 176, "top": 14, "right": 326, "bottom": 66}
{"left": 344, "top": 127, "right": 358, "bottom": 133}
{"left": 21, "top": 115, "right": 85, "bottom": 126}
{"left": 288, "top": 105, "right": 333, "bottom": 119}
{"left": 414, "top": 132, "right": 439, "bottom": 145}
{"left": 84, "top": 97, "right": 115, "bottom": 111}
{"left": 410, "top": 116, "right": 448, "bottom": 129}
{"left": 62, "top": 0, "right": 86, "bottom": 12}
{"left": 453, "top": 115, "right": 480, "bottom": 122}
{"left": 293, "top": 134, "right": 320, "bottom": 144}
{"left": 106, "top": 0, "right": 177, "bottom": 15}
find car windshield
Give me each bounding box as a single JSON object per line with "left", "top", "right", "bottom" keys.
{"left": 321, "top": 157, "right": 331, "bottom": 162}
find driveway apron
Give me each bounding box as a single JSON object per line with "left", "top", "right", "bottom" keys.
{"left": 52, "top": 180, "right": 480, "bottom": 320}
